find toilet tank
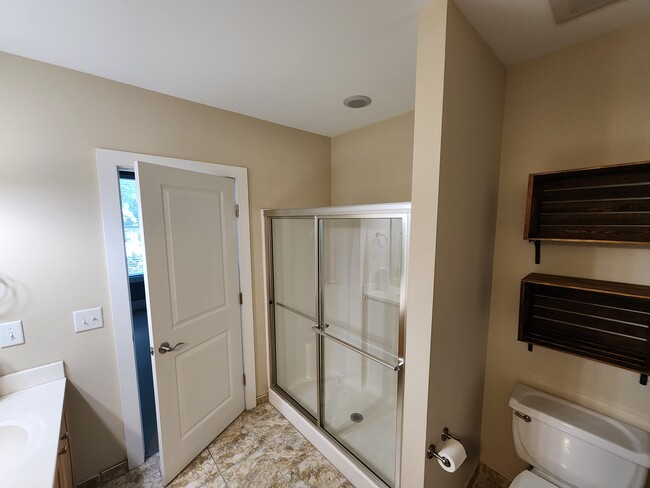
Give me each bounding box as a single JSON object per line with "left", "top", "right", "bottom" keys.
{"left": 509, "top": 383, "right": 650, "bottom": 488}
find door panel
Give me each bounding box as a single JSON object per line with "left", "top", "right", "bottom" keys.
{"left": 274, "top": 305, "right": 317, "bottom": 417}
{"left": 318, "top": 217, "right": 403, "bottom": 487}
{"left": 320, "top": 218, "right": 402, "bottom": 358}
{"left": 135, "top": 161, "right": 244, "bottom": 485}
{"left": 321, "top": 337, "right": 398, "bottom": 486}
{"left": 162, "top": 186, "right": 228, "bottom": 326}
{"left": 176, "top": 331, "right": 232, "bottom": 437}
{"left": 271, "top": 218, "right": 317, "bottom": 417}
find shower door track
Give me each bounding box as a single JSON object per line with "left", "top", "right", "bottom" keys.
{"left": 263, "top": 203, "right": 410, "bottom": 488}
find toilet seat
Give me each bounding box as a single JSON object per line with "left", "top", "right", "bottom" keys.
{"left": 509, "top": 470, "right": 558, "bottom": 488}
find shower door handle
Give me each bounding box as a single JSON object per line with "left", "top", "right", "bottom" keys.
{"left": 311, "top": 326, "right": 404, "bottom": 371}
{"left": 158, "top": 341, "right": 185, "bottom": 354}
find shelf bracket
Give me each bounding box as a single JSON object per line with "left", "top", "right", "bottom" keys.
{"left": 527, "top": 343, "right": 533, "bottom": 352}
{"left": 529, "top": 240, "right": 541, "bottom": 264}
{"left": 641, "top": 374, "right": 648, "bottom": 386}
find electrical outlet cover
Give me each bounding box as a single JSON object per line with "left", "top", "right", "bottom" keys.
{"left": 73, "top": 307, "right": 104, "bottom": 333}
{"left": 0, "top": 320, "right": 25, "bottom": 348}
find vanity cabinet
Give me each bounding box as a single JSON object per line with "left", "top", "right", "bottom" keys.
{"left": 0, "top": 361, "right": 69, "bottom": 486}
{"left": 54, "top": 409, "right": 75, "bottom": 488}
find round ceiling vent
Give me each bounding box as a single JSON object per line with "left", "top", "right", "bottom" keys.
{"left": 343, "top": 95, "right": 372, "bottom": 108}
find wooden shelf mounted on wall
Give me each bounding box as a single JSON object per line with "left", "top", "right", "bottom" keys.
{"left": 519, "top": 273, "right": 650, "bottom": 384}
{"left": 524, "top": 160, "right": 650, "bottom": 262}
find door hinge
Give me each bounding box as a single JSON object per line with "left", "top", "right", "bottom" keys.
{"left": 150, "top": 347, "right": 154, "bottom": 356}
{"left": 239, "top": 292, "right": 243, "bottom": 305}
{"left": 235, "top": 204, "right": 240, "bottom": 218}
{"left": 243, "top": 373, "right": 246, "bottom": 385}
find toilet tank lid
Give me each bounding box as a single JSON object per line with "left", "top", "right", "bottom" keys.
{"left": 509, "top": 383, "right": 650, "bottom": 469}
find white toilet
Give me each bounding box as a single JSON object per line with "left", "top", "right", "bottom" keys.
{"left": 508, "top": 383, "right": 650, "bottom": 488}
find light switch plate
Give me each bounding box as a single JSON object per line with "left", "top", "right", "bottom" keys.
{"left": 73, "top": 307, "right": 104, "bottom": 333}
{"left": 0, "top": 320, "right": 25, "bottom": 348}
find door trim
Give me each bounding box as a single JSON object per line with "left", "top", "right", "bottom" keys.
{"left": 96, "top": 149, "right": 256, "bottom": 469}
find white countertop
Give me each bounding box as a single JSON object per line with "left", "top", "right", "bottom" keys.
{"left": 0, "top": 362, "right": 66, "bottom": 488}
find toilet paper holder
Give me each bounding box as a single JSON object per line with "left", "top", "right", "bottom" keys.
{"left": 426, "top": 427, "right": 461, "bottom": 467}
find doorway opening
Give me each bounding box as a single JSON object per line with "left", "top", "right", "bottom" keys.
{"left": 118, "top": 170, "right": 159, "bottom": 459}
{"left": 97, "top": 149, "right": 257, "bottom": 471}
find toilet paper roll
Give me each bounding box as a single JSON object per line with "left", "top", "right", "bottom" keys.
{"left": 437, "top": 439, "right": 467, "bottom": 473}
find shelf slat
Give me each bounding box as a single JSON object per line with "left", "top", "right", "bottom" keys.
{"left": 519, "top": 273, "right": 650, "bottom": 376}
{"left": 524, "top": 161, "right": 650, "bottom": 245}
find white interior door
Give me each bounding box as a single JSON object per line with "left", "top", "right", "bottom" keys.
{"left": 135, "top": 161, "right": 245, "bottom": 485}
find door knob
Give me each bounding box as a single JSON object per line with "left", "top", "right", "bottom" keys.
{"left": 158, "top": 341, "right": 185, "bottom": 354}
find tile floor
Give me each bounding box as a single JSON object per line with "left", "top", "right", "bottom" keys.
{"left": 101, "top": 401, "right": 353, "bottom": 488}
{"left": 470, "top": 463, "right": 511, "bottom": 488}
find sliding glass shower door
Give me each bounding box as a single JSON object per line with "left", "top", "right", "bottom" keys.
{"left": 266, "top": 205, "right": 408, "bottom": 488}
{"left": 271, "top": 218, "right": 317, "bottom": 417}
{"left": 319, "top": 218, "right": 403, "bottom": 487}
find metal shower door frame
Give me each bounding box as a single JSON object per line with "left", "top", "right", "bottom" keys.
{"left": 263, "top": 202, "right": 410, "bottom": 488}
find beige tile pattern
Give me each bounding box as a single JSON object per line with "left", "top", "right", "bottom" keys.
{"left": 470, "top": 463, "right": 512, "bottom": 488}
{"left": 103, "top": 453, "right": 163, "bottom": 488}
{"left": 263, "top": 427, "right": 318, "bottom": 474}
{"left": 256, "top": 393, "right": 270, "bottom": 406}
{"left": 209, "top": 423, "right": 261, "bottom": 472}
{"left": 99, "top": 401, "right": 351, "bottom": 488}
{"left": 168, "top": 449, "right": 222, "bottom": 488}
{"left": 284, "top": 452, "right": 349, "bottom": 488}
{"left": 101, "top": 461, "right": 130, "bottom": 484}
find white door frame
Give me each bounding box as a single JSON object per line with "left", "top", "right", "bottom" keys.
{"left": 96, "top": 149, "right": 256, "bottom": 469}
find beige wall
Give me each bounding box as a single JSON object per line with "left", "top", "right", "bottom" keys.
{"left": 402, "top": 2, "right": 506, "bottom": 486}
{"left": 425, "top": 2, "right": 506, "bottom": 486}
{"left": 330, "top": 111, "right": 414, "bottom": 205}
{"left": 481, "top": 19, "right": 650, "bottom": 480}
{"left": 0, "top": 52, "right": 330, "bottom": 482}
{"left": 401, "top": 1, "right": 449, "bottom": 485}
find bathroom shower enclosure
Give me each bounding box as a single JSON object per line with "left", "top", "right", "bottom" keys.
{"left": 263, "top": 203, "right": 409, "bottom": 488}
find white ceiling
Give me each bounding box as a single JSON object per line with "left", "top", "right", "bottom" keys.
{"left": 455, "top": 0, "right": 650, "bottom": 66}
{"left": 1, "top": 1, "right": 649, "bottom": 136}
{"left": 0, "top": 0, "right": 430, "bottom": 137}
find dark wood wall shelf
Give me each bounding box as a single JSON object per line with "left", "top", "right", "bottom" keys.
{"left": 519, "top": 273, "right": 650, "bottom": 384}
{"left": 524, "top": 161, "right": 650, "bottom": 263}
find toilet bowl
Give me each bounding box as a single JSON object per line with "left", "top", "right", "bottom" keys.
{"left": 508, "top": 383, "right": 650, "bottom": 488}
{"left": 509, "top": 470, "right": 557, "bottom": 488}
